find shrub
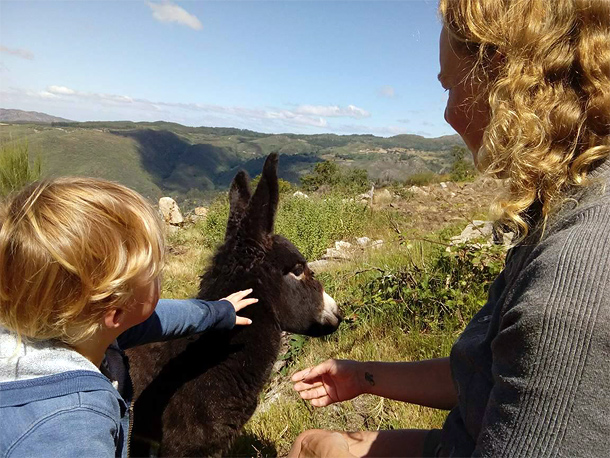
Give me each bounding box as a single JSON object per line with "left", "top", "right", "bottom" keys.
{"left": 198, "top": 192, "right": 370, "bottom": 260}
{"left": 350, "top": 241, "right": 505, "bottom": 332}
{"left": 300, "top": 160, "right": 369, "bottom": 194}
{"left": 404, "top": 172, "right": 439, "bottom": 187}
{"left": 0, "top": 141, "right": 42, "bottom": 197}
{"left": 250, "top": 175, "right": 295, "bottom": 194}
{"left": 450, "top": 146, "right": 476, "bottom": 182}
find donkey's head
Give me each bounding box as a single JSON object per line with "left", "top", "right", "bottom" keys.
{"left": 199, "top": 154, "right": 341, "bottom": 337}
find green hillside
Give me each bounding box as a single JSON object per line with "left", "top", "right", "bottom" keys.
{"left": 0, "top": 120, "right": 464, "bottom": 203}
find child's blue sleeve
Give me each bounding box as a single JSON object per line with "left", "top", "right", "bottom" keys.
{"left": 117, "top": 299, "right": 236, "bottom": 350}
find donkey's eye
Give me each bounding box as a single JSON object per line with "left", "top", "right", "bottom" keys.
{"left": 291, "top": 264, "right": 304, "bottom": 276}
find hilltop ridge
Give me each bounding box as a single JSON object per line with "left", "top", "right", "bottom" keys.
{"left": 0, "top": 111, "right": 465, "bottom": 204}
{"left": 0, "top": 108, "right": 72, "bottom": 123}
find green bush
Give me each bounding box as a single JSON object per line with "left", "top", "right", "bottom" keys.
{"left": 404, "top": 172, "right": 440, "bottom": 187}
{"left": 250, "top": 175, "right": 295, "bottom": 194}
{"left": 450, "top": 146, "right": 476, "bottom": 182}
{"left": 198, "top": 193, "right": 371, "bottom": 260}
{"left": 300, "top": 160, "right": 369, "bottom": 194}
{"left": 276, "top": 195, "right": 369, "bottom": 260}
{"left": 0, "top": 141, "right": 42, "bottom": 197}
{"left": 349, "top": 241, "right": 505, "bottom": 332}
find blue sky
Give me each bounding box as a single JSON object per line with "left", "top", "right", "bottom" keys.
{"left": 0, "top": 0, "right": 452, "bottom": 137}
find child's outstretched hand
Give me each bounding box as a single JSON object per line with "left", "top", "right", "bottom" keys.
{"left": 222, "top": 288, "right": 258, "bottom": 325}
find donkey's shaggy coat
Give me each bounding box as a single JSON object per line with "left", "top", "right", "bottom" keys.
{"left": 127, "top": 154, "right": 341, "bottom": 457}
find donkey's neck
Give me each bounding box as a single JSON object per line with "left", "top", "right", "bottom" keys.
{"left": 225, "top": 296, "right": 283, "bottom": 384}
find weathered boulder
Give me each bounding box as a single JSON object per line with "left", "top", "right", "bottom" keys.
{"left": 186, "top": 206, "right": 208, "bottom": 224}
{"left": 407, "top": 186, "right": 430, "bottom": 196}
{"left": 356, "top": 236, "right": 371, "bottom": 247}
{"left": 159, "top": 197, "right": 184, "bottom": 225}
{"left": 372, "top": 188, "right": 393, "bottom": 204}
{"left": 194, "top": 206, "right": 208, "bottom": 217}
{"left": 449, "top": 220, "right": 514, "bottom": 248}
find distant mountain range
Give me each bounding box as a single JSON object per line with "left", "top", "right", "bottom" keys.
{"left": 0, "top": 108, "right": 465, "bottom": 204}
{"left": 0, "top": 108, "right": 72, "bottom": 123}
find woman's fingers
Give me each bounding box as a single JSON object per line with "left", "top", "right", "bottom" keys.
{"left": 294, "top": 380, "right": 323, "bottom": 392}
{"left": 292, "top": 360, "right": 334, "bottom": 383}
{"left": 298, "top": 385, "right": 328, "bottom": 400}
{"left": 310, "top": 397, "right": 333, "bottom": 408}
{"left": 292, "top": 367, "right": 313, "bottom": 382}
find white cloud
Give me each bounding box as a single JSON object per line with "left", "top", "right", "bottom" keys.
{"left": 8, "top": 85, "right": 407, "bottom": 134}
{"left": 378, "top": 85, "right": 396, "bottom": 98}
{"left": 0, "top": 45, "right": 34, "bottom": 60}
{"left": 5, "top": 85, "right": 337, "bottom": 130}
{"left": 48, "top": 85, "right": 76, "bottom": 95}
{"left": 335, "top": 123, "right": 412, "bottom": 137}
{"left": 294, "top": 104, "right": 370, "bottom": 119}
{"left": 146, "top": 1, "right": 203, "bottom": 30}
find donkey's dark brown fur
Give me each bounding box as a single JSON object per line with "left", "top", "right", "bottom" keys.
{"left": 126, "top": 154, "right": 341, "bottom": 457}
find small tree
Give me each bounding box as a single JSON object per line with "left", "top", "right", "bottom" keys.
{"left": 450, "top": 145, "right": 476, "bottom": 182}
{"left": 300, "top": 160, "right": 369, "bottom": 194}
{"left": 250, "top": 174, "right": 294, "bottom": 194}
{"left": 300, "top": 161, "right": 341, "bottom": 191}
{"left": 0, "top": 141, "right": 42, "bottom": 197}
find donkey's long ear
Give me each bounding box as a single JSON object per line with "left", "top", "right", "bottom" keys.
{"left": 225, "top": 170, "right": 252, "bottom": 241}
{"left": 241, "top": 153, "right": 279, "bottom": 238}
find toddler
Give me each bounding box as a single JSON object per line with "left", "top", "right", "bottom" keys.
{"left": 0, "top": 177, "right": 256, "bottom": 457}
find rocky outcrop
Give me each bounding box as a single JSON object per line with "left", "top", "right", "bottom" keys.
{"left": 449, "top": 220, "right": 514, "bottom": 248}
{"left": 159, "top": 197, "right": 184, "bottom": 225}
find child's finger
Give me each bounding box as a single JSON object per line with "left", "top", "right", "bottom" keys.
{"left": 231, "top": 288, "right": 254, "bottom": 300}
{"left": 235, "top": 315, "right": 253, "bottom": 326}
{"left": 233, "top": 298, "right": 258, "bottom": 311}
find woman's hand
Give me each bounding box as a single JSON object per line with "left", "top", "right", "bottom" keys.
{"left": 292, "top": 359, "right": 368, "bottom": 407}
{"left": 221, "top": 288, "right": 258, "bottom": 326}
{"left": 287, "top": 430, "right": 356, "bottom": 458}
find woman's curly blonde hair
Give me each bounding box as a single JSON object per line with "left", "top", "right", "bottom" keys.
{"left": 439, "top": 0, "right": 610, "bottom": 237}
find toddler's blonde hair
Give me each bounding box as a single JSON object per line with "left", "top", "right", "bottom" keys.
{"left": 0, "top": 177, "right": 165, "bottom": 345}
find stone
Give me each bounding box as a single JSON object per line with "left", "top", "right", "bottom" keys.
{"left": 308, "top": 260, "right": 332, "bottom": 271}
{"left": 335, "top": 241, "right": 352, "bottom": 250}
{"left": 449, "top": 220, "right": 514, "bottom": 247}
{"left": 322, "top": 247, "right": 352, "bottom": 260}
{"left": 159, "top": 197, "right": 184, "bottom": 225}
{"left": 186, "top": 206, "right": 208, "bottom": 224}
{"left": 293, "top": 191, "right": 309, "bottom": 198}
{"left": 194, "top": 206, "right": 208, "bottom": 217}
{"left": 372, "top": 188, "right": 393, "bottom": 204}
{"left": 408, "top": 186, "right": 430, "bottom": 196}
{"left": 356, "top": 236, "right": 371, "bottom": 247}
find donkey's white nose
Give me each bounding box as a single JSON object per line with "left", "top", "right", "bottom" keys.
{"left": 321, "top": 291, "right": 340, "bottom": 325}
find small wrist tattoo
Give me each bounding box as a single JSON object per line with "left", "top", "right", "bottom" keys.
{"left": 364, "top": 372, "right": 375, "bottom": 386}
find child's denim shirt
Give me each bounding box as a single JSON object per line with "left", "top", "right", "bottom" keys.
{"left": 0, "top": 298, "right": 235, "bottom": 458}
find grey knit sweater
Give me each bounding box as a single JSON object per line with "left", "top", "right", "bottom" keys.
{"left": 441, "top": 161, "right": 610, "bottom": 457}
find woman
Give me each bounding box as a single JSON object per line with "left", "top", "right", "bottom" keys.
{"left": 288, "top": 0, "right": 610, "bottom": 456}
